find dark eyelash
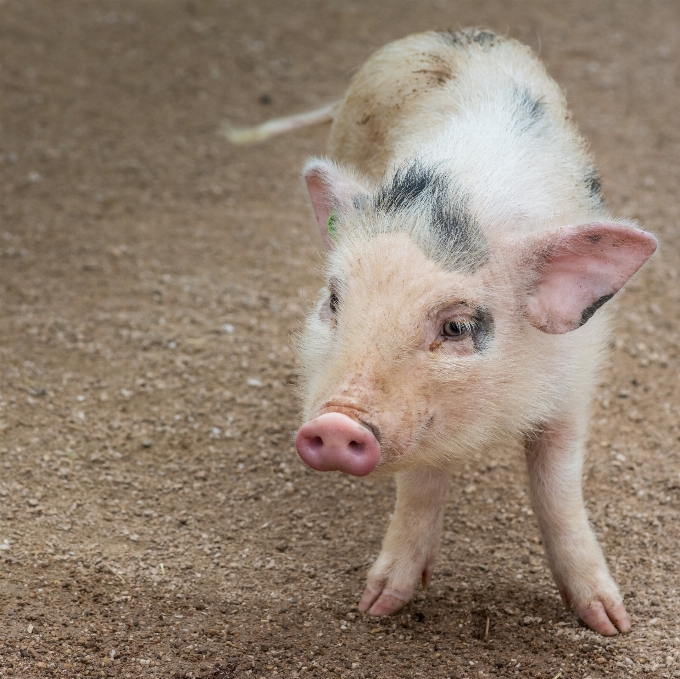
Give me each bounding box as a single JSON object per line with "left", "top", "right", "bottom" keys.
{"left": 442, "top": 319, "right": 478, "bottom": 338}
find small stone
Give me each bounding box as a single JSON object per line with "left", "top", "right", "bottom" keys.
{"left": 247, "top": 378, "right": 263, "bottom": 387}
{"left": 142, "top": 439, "right": 152, "bottom": 448}
{"left": 223, "top": 323, "right": 235, "bottom": 334}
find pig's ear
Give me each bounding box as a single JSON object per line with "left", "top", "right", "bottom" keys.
{"left": 523, "top": 222, "right": 657, "bottom": 334}
{"left": 303, "top": 158, "right": 368, "bottom": 250}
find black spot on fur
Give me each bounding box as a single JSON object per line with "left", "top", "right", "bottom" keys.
{"left": 579, "top": 293, "right": 614, "bottom": 326}
{"left": 473, "top": 31, "right": 497, "bottom": 46}
{"left": 329, "top": 293, "right": 339, "bottom": 314}
{"left": 472, "top": 307, "right": 494, "bottom": 352}
{"left": 514, "top": 86, "right": 544, "bottom": 131}
{"left": 372, "top": 160, "right": 488, "bottom": 272}
{"left": 584, "top": 170, "right": 604, "bottom": 206}
{"left": 374, "top": 161, "right": 440, "bottom": 215}
{"left": 438, "top": 28, "right": 500, "bottom": 50}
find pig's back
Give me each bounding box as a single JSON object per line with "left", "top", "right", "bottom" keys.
{"left": 328, "top": 30, "right": 605, "bottom": 233}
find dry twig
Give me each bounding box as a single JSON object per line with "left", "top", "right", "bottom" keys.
{"left": 106, "top": 564, "right": 126, "bottom": 583}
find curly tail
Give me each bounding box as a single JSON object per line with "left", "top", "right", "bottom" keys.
{"left": 222, "top": 101, "right": 340, "bottom": 145}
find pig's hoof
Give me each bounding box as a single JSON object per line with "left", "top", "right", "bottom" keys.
{"left": 575, "top": 598, "right": 630, "bottom": 636}
{"left": 358, "top": 585, "right": 411, "bottom": 616}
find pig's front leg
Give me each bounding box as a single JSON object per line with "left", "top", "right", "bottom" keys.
{"left": 525, "top": 419, "right": 630, "bottom": 636}
{"left": 358, "top": 467, "right": 449, "bottom": 616}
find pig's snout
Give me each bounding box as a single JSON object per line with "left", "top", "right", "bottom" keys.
{"left": 296, "top": 413, "right": 380, "bottom": 477}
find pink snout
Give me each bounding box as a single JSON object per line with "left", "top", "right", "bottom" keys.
{"left": 296, "top": 412, "right": 380, "bottom": 477}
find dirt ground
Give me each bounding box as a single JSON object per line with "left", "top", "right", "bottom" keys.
{"left": 0, "top": 1, "right": 679, "bottom": 678}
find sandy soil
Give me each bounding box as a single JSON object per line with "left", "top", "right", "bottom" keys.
{"left": 0, "top": 1, "right": 679, "bottom": 678}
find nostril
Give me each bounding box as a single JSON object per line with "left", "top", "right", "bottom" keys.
{"left": 348, "top": 440, "right": 363, "bottom": 453}
{"left": 309, "top": 435, "right": 324, "bottom": 451}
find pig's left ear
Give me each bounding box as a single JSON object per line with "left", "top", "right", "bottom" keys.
{"left": 523, "top": 222, "right": 657, "bottom": 334}
{"left": 303, "top": 158, "right": 369, "bottom": 250}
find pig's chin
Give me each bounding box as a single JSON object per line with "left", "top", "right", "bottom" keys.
{"left": 295, "top": 412, "right": 381, "bottom": 477}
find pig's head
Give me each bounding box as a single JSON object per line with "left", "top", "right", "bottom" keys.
{"left": 295, "top": 158, "right": 657, "bottom": 476}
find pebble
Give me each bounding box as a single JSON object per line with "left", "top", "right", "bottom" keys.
{"left": 247, "top": 378, "right": 263, "bottom": 387}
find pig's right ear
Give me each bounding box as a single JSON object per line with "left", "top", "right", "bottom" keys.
{"left": 303, "top": 159, "right": 368, "bottom": 250}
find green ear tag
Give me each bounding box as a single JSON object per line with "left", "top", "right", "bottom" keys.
{"left": 326, "top": 208, "right": 339, "bottom": 240}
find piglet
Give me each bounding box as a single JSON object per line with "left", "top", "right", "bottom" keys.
{"left": 231, "top": 29, "right": 656, "bottom": 636}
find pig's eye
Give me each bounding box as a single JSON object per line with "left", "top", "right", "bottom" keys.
{"left": 442, "top": 320, "right": 476, "bottom": 339}
{"left": 329, "top": 292, "right": 339, "bottom": 314}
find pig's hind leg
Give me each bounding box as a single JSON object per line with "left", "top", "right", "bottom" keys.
{"left": 525, "top": 418, "right": 630, "bottom": 636}
{"left": 358, "top": 467, "right": 449, "bottom": 616}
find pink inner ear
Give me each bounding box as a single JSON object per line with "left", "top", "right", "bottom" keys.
{"left": 303, "top": 160, "right": 368, "bottom": 251}
{"left": 304, "top": 166, "right": 336, "bottom": 250}
{"left": 525, "top": 223, "right": 657, "bottom": 334}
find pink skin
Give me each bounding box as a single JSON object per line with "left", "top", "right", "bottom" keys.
{"left": 296, "top": 412, "right": 381, "bottom": 477}
{"left": 563, "top": 590, "right": 631, "bottom": 636}
{"left": 358, "top": 549, "right": 436, "bottom": 616}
